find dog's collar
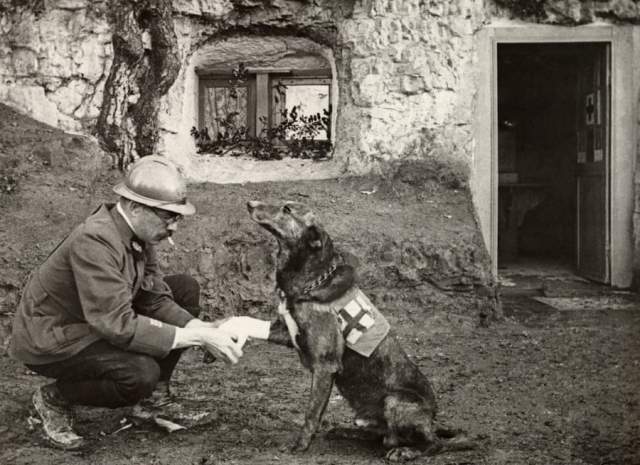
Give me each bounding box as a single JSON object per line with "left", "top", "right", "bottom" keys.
{"left": 302, "top": 257, "right": 342, "bottom": 294}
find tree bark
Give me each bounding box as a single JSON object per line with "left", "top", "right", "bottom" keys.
{"left": 96, "top": 0, "right": 180, "bottom": 169}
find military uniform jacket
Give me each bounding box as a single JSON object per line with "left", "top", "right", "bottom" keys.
{"left": 9, "top": 204, "right": 194, "bottom": 365}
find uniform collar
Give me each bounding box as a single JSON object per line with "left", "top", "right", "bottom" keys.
{"left": 107, "top": 203, "right": 139, "bottom": 251}
{"left": 116, "top": 202, "right": 137, "bottom": 236}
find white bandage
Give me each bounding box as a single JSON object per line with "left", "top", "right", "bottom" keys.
{"left": 218, "top": 317, "right": 271, "bottom": 340}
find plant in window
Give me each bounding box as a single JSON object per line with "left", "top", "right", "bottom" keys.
{"left": 275, "top": 105, "right": 332, "bottom": 160}
{"left": 191, "top": 111, "right": 250, "bottom": 156}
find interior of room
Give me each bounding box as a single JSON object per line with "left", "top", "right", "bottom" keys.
{"left": 497, "top": 43, "right": 606, "bottom": 283}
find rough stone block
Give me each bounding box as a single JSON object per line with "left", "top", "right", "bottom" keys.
{"left": 400, "top": 74, "right": 425, "bottom": 95}
{"left": 55, "top": 0, "right": 87, "bottom": 11}
{"left": 352, "top": 74, "right": 386, "bottom": 107}
{"left": 10, "top": 47, "right": 38, "bottom": 75}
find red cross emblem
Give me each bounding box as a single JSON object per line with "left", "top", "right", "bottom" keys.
{"left": 337, "top": 296, "right": 376, "bottom": 344}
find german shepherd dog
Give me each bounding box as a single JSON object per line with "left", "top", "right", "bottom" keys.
{"left": 247, "top": 200, "right": 476, "bottom": 462}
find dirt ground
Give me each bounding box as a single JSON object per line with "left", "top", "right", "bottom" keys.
{"left": 0, "top": 104, "right": 639, "bottom": 465}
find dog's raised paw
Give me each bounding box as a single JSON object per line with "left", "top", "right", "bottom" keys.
{"left": 385, "top": 446, "right": 422, "bottom": 462}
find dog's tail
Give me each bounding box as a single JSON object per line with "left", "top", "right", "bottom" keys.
{"left": 434, "top": 426, "right": 478, "bottom": 452}
{"left": 439, "top": 435, "right": 477, "bottom": 452}
{"left": 434, "top": 426, "right": 463, "bottom": 438}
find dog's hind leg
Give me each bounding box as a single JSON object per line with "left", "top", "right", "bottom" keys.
{"left": 383, "top": 394, "right": 441, "bottom": 462}
{"left": 384, "top": 425, "right": 442, "bottom": 463}
{"left": 386, "top": 419, "right": 476, "bottom": 462}
{"left": 385, "top": 446, "right": 424, "bottom": 462}
{"left": 292, "top": 368, "right": 335, "bottom": 452}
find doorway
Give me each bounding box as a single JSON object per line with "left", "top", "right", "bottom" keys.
{"left": 472, "top": 26, "right": 634, "bottom": 289}
{"left": 497, "top": 42, "right": 611, "bottom": 284}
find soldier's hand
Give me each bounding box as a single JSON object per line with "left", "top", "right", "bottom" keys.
{"left": 198, "top": 327, "right": 245, "bottom": 364}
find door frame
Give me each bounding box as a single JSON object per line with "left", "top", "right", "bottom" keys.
{"left": 472, "top": 25, "right": 636, "bottom": 288}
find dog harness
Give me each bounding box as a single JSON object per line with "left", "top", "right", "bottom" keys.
{"left": 329, "top": 287, "right": 390, "bottom": 357}
{"left": 279, "top": 287, "right": 390, "bottom": 358}
{"left": 277, "top": 290, "right": 301, "bottom": 351}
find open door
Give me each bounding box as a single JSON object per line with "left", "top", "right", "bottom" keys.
{"left": 575, "top": 45, "right": 610, "bottom": 283}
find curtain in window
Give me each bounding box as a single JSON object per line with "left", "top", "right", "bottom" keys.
{"left": 202, "top": 86, "right": 248, "bottom": 138}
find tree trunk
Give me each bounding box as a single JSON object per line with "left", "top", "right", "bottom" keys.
{"left": 96, "top": 0, "right": 180, "bottom": 169}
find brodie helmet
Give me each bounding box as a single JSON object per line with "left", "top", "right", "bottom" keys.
{"left": 113, "top": 155, "right": 195, "bottom": 216}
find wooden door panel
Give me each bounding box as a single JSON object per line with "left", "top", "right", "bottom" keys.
{"left": 575, "top": 44, "right": 609, "bottom": 283}
{"left": 577, "top": 174, "right": 606, "bottom": 280}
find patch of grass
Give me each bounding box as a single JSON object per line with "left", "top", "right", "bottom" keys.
{"left": 0, "top": 174, "right": 18, "bottom": 195}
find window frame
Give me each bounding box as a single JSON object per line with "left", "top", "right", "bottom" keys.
{"left": 196, "top": 69, "right": 333, "bottom": 144}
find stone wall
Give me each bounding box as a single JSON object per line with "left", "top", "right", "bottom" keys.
{"left": 0, "top": 0, "right": 485, "bottom": 178}
{"left": 2, "top": 0, "right": 639, "bottom": 180}
{"left": 336, "top": 0, "right": 485, "bottom": 176}
{"left": 0, "top": 1, "right": 112, "bottom": 131}
{"left": 491, "top": 0, "right": 640, "bottom": 24}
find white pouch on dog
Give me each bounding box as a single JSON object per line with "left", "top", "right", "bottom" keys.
{"left": 328, "top": 288, "right": 390, "bottom": 357}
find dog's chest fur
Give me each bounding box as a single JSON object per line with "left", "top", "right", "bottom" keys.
{"left": 285, "top": 297, "right": 345, "bottom": 372}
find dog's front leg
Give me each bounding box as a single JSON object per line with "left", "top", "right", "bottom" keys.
{"left": 267, "top": 317, "right": 296, "bottom": 348}
{"left": 292, "top": 367, "right": 335, "bottom": 452}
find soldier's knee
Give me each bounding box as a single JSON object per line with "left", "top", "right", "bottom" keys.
{"left": 116, "top": 356, "right": 161, "bottom": 404}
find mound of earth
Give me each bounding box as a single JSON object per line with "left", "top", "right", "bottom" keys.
{"left": 0, "top": 103, "right": 496, "bottom": 336}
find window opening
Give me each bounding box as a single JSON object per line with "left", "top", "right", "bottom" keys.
{"left": 193, "top": 64, "right": 333, "bottom": 161}
{"left": 271, "top": 77, "right": 332, "bottom": 141}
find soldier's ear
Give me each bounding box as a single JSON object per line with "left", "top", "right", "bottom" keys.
{"left": 124, "top": 199, "right": 145, "bottom": 218}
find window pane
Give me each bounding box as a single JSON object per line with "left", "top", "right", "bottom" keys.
{"left": 202, "top": 86, "right": 248, "bottom": 138}
{"left": 283, "top": 84, "right": 330, "bottom": 140}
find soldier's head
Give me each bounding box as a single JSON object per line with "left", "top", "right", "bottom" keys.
{"left": 113, "top": 156, "right": 195, "bottom": 244}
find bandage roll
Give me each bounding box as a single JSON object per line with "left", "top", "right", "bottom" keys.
{"left": 218, "top": 316, "right": 271, "bottom": 340}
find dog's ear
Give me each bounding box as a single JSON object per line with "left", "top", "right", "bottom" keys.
{"left": 306, "top": 225, "right": 324, "bottom": 249}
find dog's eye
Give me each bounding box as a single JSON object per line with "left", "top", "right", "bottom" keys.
{"left": 283, "top": 205, "right": 292, "bottom": 214}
